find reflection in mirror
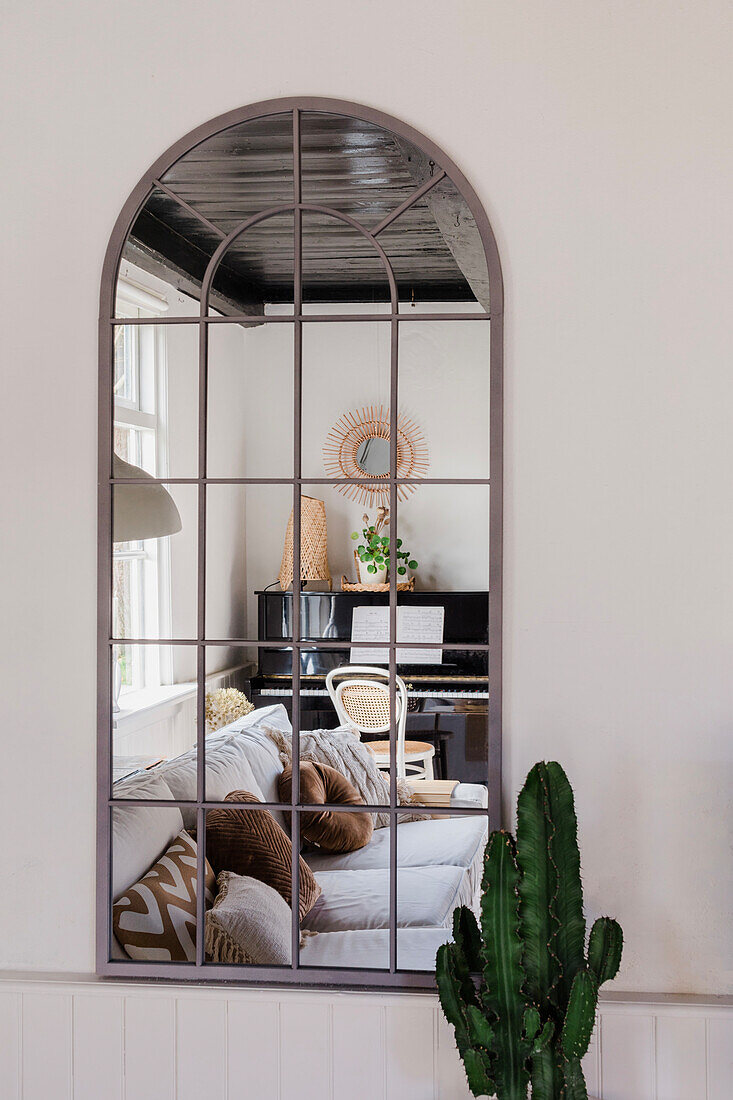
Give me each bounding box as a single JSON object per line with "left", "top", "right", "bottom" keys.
{"left": 111, "top": 804, "right": 209, "bottom": 963}
{"left": 206, "top": 211, "right": 295, "bottom": 316}
{"left": 205, "top": 483, "right": 293, "bottom": 640}
{"left": 112, "top": 482, "right": 197, "bottom": 641}
{"left": 398, "top": 320, "right": 489, "bottom": 479}
{"left": 355, "top": 436, "right": 390, "bottom": 476}
{"left": 299, "top": 820, "right": 391, "bottom": 972}
{"left": 102, "top": 103, "right": 498, "bottom": 983}
{"left": 113, "top": 288, "right": 199, "bottom": 477}
{"left": 301, "top": 210, "right": 391, "bottom": 312}
{"left": 320, "top": 404, "right": 429, "bottom": 503}
{"left": 207, "top": 321, "right": 293, "bottom": 478}
{"left": 111, "top": 644, "right": 198, "bottom": 793}
{"left": 117, "top": 114, "right": 294, "bottom": 319}
{"left": 301, "top": 320, "right": 390, "bottom": 481}
{"left": 397, "top": 483, "right": 489, "bottom": 600}
{"left": 160, "top": 114, "right": 294, "bottom": 225}
{"left": 397, "top": 811, "right": 489, "bottom": 971}
{"left": 378, "top": 180, "right": 490, "bottom": 313}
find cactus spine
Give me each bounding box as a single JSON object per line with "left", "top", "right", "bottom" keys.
{"left": 436, "top": 762, "right": 623, "bottom": 1100}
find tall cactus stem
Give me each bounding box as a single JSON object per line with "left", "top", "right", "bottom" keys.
{"left": 588, "top": 917, "right": 623, "bottom": 985}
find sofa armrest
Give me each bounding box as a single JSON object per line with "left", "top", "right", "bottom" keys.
{"left": 449, "top": 783, "right": 488, "bottom": 809}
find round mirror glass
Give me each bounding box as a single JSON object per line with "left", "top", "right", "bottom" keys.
{"left": 355, "top": 436, "right": 390, "bottom": 476}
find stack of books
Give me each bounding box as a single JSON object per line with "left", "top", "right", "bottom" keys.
{"left": 406, "top": 779, "right": 459, "bottom": 807}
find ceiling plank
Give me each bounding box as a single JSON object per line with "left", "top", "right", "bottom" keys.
{"left": 392, "top": 138, "right": 490, "bottom": 311}
{"left": 124, "top": 209, "right": 263, "bottom": 318}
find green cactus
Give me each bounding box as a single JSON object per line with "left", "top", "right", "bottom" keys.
{"left": 436, "top": 761, "right": 623, "bottom": 1100}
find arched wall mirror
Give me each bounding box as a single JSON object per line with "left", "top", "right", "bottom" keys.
{"left": 98, "top": 98, "right": 503, "bottom": 989}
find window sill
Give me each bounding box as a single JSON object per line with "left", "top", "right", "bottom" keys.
{"left": 114, "top": 682, "right": 196, "bottom": 732}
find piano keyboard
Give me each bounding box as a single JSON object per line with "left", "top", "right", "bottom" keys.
{"left": 261, "top": 687, "right": 489, "bottom": 700}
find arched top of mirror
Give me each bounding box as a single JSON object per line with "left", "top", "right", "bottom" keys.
{"left": 109, "top": 102, "right": 496, "bottom": 319}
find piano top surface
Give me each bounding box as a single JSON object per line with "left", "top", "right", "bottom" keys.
{"left": 254, "top": 590, "right": 489, "bottom": 597}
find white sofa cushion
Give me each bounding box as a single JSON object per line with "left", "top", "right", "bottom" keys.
{"left": 302, "top": 865, "right": 465, "bottom": 932}
{"left": 305, "top": 815, "right": 487, "bottom": 874}
{"left": 300, "top": 927, "right": 452, "bottom": 971}
{"left": 159, "top": 733, "right": 265, "bottom": 830}
{"left": 222, "top": 704, "right": 291, "bottom": 828}
{"left": 112, "top": 775, "right": 182, "bottom": 899}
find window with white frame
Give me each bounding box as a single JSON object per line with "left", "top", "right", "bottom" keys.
{"left": 113, "top": 283, "right": 171, "bottom": 693}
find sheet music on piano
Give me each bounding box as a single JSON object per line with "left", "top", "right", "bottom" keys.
{"left": 350, "top": 605, "right": 445, "bottom": 665}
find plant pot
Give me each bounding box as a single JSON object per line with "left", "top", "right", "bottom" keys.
{"left": 358, "top": 559, "right": 387, "bottom": 585}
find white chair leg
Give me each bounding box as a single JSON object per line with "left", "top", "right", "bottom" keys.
{"left": 424, "top": 755, "right": 434, "bottom": 780}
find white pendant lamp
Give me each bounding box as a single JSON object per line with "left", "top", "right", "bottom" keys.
{"left": 112, "top": 454, "right": 182, "bottom": 543}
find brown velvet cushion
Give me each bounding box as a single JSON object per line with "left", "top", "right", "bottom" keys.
{"left": 278, "top": 761, "right": 374, "bottom": 853}
{"left": 205, "top": 791, "right": 321, "bottom": 921}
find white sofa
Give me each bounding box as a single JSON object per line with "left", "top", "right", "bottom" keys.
{"left": 112, "top": 705, "right": 488, "bottom": 970}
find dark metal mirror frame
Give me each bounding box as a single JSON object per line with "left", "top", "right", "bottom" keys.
{"left": 98, "top": 96, "right": 504, "bottom": 989}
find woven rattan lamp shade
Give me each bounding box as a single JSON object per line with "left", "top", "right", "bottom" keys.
{"left": 278, "top": 496, "right": 332, "bottom": 591}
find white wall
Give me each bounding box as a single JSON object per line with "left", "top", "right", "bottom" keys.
{"left": 1, "top": 0, "right": 732, "bottom": 1006}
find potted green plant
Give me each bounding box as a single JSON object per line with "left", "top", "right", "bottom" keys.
{"left": 437, "top": 762, "right": 622, "bottom": 1100}
{"left": 351, "top": 507, "right": 418, "bottom": 585}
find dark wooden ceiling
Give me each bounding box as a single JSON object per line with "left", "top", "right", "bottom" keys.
{"left": 122, "top": 112, "right": 486, "bottom": 314}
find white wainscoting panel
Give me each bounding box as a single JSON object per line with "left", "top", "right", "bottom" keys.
{"left": 707, "top": 1015, "right": 733, "bottom": 1100}
{"left": 227, "top": 999, "right": 281, "bottom": 1098}
{"left": 331, "top": 999, "right": 386, "bottom": 1100}
{"left": 176, "top": 996, "right": 227, "bottom": 1100}
{"left": 599, "top": 1011, "right": 656, "bottom": 1100}
{"left": 21, "top": 991, "right": 73, "bottom": 1100}
{"left": 280, "top": 999, "right": 332, "bottom": 1100}
{"left": 72, "top": 993, "right": 123, "bottom": 1100}
{"left": 0, "top": 976, "right": 730, "bottom": 1100}
{"left": 655, "top": 1014, "right": 707, "bottom": 1100}
{"left": 124, "top": 994, "right": 176, "bottom": 1100}
{"left": 384, "top": 1003, "right": 436, "bottom": 1100}
{"left": 0, "top": 992, "right": 20, "bottom": 1100}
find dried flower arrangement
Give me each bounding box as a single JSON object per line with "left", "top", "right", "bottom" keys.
{"left": 205, "top": 688, "right": 254, "bottom": 734}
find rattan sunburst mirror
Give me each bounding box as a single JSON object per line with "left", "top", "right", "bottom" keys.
{"left": 322, "top": 404, "right": 429, "bottom": 506}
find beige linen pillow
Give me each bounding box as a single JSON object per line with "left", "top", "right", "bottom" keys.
{"left": 205, "top": 871, "right": 293, "bottom": 965}
{"left": 113, "top": 830, "right": 214, "bottom": 961}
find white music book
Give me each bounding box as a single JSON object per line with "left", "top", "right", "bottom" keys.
{"left": 350, "top": 605, "right": 444, "bottom": 665}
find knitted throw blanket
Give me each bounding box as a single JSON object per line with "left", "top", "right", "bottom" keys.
{"left": 264, "top": 725, "right": 423, "bottom": 829}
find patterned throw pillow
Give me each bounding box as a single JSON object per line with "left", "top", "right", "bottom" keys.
{"left": 113, "top": 831, "right": 215, "bottom": 961}
{"left": 206, "top": 790, "right": 321, "bottom": 920}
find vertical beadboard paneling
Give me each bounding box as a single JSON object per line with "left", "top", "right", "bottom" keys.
{"left": 0, "top": 978, "right": 731, "bottom": 1100}
{"left": 176, "top": 997, "right": 227, "bottom": 1100}
{"left": 280, "top": 999, "right": 332, "bottom": 1100}
{"left": 385, "top": 1003, "right": 436, "bottom": 1100}
{"left": 332, "top": 999, "right": 386, "bottom": 1100}
{"left": 21, "top": 992, "right": 73, "bottom": 1100}
{"left": 655, "top": 1015, "right": 707, "bottom": 1100}
{"left": 124, "top": 995, "right": 175, "bottom": 1100}
{"left": 582, "top": 1028, "right": 600, "bottom": 1098}
{"left": 227, "top": 999, "right": 280, "bottom": 1099}
{"left": 72, "top": 994, "right": 123, "bottom": 1100}
{"left": 436, "top": 1012, "right": 472, "bottom": 1100}
{"left": 600, "top": 1012, "right": 655, "bottom": 1100}
{"left": 0, "top": 992, "right": 20, "bottom": 1100}
{"left": 707, "top": 1015, "right": 733, "bottom": 1100}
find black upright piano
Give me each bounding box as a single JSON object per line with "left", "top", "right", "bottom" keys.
{"left": 250, "top": 590, "right": 490, "bottom": 785}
